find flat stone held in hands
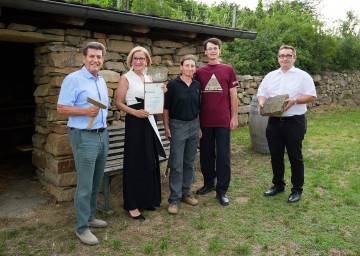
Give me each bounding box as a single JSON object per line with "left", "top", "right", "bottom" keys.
{"left": 260, "top": 94, "right": 289, "bottom": 117}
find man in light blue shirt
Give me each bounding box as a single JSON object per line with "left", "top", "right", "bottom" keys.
{"left": 57, "top": 42, "right": 109, "bottom": 245}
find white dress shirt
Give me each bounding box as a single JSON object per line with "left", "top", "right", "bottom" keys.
{"left": 257, "top": 66, "right": 317, "bottom": 116}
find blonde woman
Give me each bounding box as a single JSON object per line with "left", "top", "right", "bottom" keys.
{"left": 116, "top": 46, "right": 166, "bottom": 220}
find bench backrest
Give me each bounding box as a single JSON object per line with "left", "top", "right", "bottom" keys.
{"left": 104, "top": 121, "right": 169, "bottom": 173}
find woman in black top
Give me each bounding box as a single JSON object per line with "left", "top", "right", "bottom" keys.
{"left": 163, "top": 55, "right": 201, "bottom": 214}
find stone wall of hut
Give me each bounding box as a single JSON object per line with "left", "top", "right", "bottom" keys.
{"left": 27, "top": 26, "right": 205, "bottom": 201}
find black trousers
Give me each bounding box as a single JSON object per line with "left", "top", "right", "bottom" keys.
{"left": 200, "top": 127, "right": 231, "bottom": 195}
{"left": 266, "top": 115, "right": 306, "bottom": 192}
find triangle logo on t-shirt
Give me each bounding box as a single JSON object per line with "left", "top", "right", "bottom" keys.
{"left": 203, "top": 74, "right": 223, "bottom": 92}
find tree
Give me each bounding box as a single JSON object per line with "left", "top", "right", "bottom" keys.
{"left": 130, "top": 0, "right": 187, "bottom": 19}
{"left": 336, "top": 35, "right": 360, "bottom": 71}
{"left": 221, "top": 0, "right": 357, "bottom": 74}
{"left": 67, "top": 0, "right": 360, "bottom": 73}
{"left": 338, "top": 11, "right": 360, "bottom": 38}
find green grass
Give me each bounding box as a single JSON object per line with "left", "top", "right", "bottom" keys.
{"left": 0, "top": 104, "right": 359, "bottom": 255}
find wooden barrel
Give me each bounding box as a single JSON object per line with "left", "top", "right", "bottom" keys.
{"left": 248, "top": 95, "right": 270, "bottom": 154}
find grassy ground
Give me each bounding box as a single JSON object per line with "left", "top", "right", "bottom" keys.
{"left": 0, "top": 103, "right": 359, "bottom": 256}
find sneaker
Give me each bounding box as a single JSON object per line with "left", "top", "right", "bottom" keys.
{"left": 76, "top": 229, "right": 99, "bottom": 245}
{"left": 181, "top": 194, "right": 198, "bottom": 206}
{"left": 88, "top": 218, "right": 108, "bottom": 228}
{"left": 167, "top": 204, "right": 179, "bottom": 214}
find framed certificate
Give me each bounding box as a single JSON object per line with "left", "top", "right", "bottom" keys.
{"left": 144, "top": 82, "right": 164, "bottom": 114}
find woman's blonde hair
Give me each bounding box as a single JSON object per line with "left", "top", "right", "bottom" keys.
{"left": 126, "top": 46, "right": 152, "bottom": 68}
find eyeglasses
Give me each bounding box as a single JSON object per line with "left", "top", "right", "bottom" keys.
{"left": 206, "top": 47, "right": 219, "bottom": 51}
{"left": 133, "top": 57, "right": 146, "bottom": 62}
{"left": 278, "top": 54, "right": 293, "bottom": 59}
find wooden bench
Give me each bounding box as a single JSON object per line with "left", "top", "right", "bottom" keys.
{"left": 97, "top": 121, "right": 169, "bottom": 213}
{"left": 16, "top": 144, "right": 34, "bottom": 152}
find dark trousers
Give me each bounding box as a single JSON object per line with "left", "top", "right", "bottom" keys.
{"left": 200, "top": 127, "right": 231, "bottom": 195}
{"left": 168, "top": 119, "right": 199, "bottom": 204}
{"left": 266, "top": 115, "right": 306, "bottom": 192}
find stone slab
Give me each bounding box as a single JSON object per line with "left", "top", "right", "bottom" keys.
{"left": 260, "top": 94, "right": 289, "bottom": 117}
{"left": 0, "top": 29, "right": 64, "bottom": 43}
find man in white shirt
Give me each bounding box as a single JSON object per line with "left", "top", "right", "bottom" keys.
{"left": 257, "top": 45, "right": 317, "bottom": 203}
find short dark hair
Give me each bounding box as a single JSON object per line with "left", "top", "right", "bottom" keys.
{"left": 279, "top": 45, "right": 296, "bottom": 55}
{"left": 83, "top": 42, "right": 106, "bottom": 57}
{"left": 180, "top": 54, "right": 198, "bottom": 65}
{"left": 204, "top": 37, "right": 222, "bottom": 50}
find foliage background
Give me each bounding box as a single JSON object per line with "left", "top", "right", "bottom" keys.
{"left": 71, "top": 0, "right": 360, "bottom": 75}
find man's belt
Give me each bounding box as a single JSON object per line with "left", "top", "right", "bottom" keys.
{"left": 69, "top": 127, "right": 106, "bottom": 133}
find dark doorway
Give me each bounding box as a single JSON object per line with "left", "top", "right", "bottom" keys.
{"left": 0, "top": 41, "right": 37, "bottom": 194}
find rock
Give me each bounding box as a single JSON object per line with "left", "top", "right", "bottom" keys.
{"left": 103, "top": 61, "right": 126, "bottom": 72}
{"left": 47, "top": 156, "right": 75, "bottom": 174}
{"left": 107, "top": 40, "right": 134, "bottom": 53}
{"left": 43, "top": 168, "right": 76, "bottom": 186}
{"left": 260, "top": 94, "right": 289, "bottom": 117}
{"left": 238, "top": 105, "right": 251, "bottom": 114}
{"left": 101, "top": 70, "right": 120, "bottom": 83}
{"left": 45, "top": 133, "right": 72, "bottom": 156}
{"left": 32, "top": 133, "right": 48, "bottom": 149}
{"left": 48, "top": 183, "right": 76, "bottom": 202}
{"left": 153, "top": 40, "right": 182, "bottom": 48}
{"left": 177, "top": 46, "right": 196, "bottom": 55}
{"left": 242, "top": 75, "right": 253, "bottom": 80}
{"left": 147, "top": 66, "right": 169, "bottom": 82}
{"left": 238, "top": 114, "right": 249, "bottom": 126}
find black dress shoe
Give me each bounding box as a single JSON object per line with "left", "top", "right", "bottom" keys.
{"left": 196, "top": 184, "right": 215, "bottom": 195}
{"left": 131, "top": 213, "right": 146, "bottom": 220}
{"left": 126, "top": 211, "right": 146, "bottom": 220}
{"left": 216, "top": 194, "right": 230, "bottom": 206}
{"left": 288, "top": 191, "right": 301, "bottom": 203}
{"left": 264, "top": 186, "right": 285, "bottom": 197}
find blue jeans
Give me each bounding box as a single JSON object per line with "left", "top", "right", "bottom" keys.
{"left": 200, "top": 127, "right": 231, "bottom": 195}
{"left": 68, "top": 129, "right": 109, "bottom": 234}
{"left": 168, "top": 119, "right": 199, "bottom": 204}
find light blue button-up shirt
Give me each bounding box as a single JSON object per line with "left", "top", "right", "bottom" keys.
{"left": 58, "top": 66, "right": 109, "bottom": 129}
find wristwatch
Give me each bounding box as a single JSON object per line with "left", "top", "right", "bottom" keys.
{"left": 293, "top": 98, "right": 298, "bottom": 105}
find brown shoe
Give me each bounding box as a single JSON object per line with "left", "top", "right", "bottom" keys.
{"left": 167, "top": 204, "right": 179, "bottom": 214}
{"left": 181, "top": 194, "right": 198, "bottom": 206}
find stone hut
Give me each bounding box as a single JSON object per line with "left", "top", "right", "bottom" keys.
{"left": 0, "top": 0, "right": 256, "bottom": 201}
